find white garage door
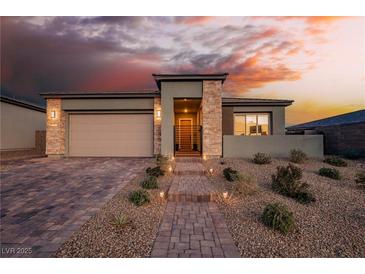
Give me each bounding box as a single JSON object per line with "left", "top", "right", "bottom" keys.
{"left": 69, "top": 114, "right": 153, "bottom": 157}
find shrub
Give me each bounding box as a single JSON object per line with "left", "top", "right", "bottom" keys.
{"left": 295, "top": 191, "right": 316, "bottom": 204}
{"left": 141, "top": 176, "right": 159, "bottom": 189}
{"left": 289, "top": 149, "right": 307, "bottom": 164}
{"left": 146, "top": 166, "right": 165, "bottom": 177}
{"left": 342, "top": 149, "right": 362, "bottom": 160}
{"left": 233, "top": 174, "right": 257, "bottom": 196}
{"left": 355, "top": 171, "right": 365, "bottom": 189}
{"left": 261, "top": 203, "right": 295, "bottom": 234}
{"left": 272, "top": 164, "right": 315, "bottom": 204}
{"left": 110, "top": 212, "right": 131, "bottom": 229}
{"left": 253, "top": 153, "right": 272, "bottom": 165}
{"left": 213, "top": 191, "right": 239, "bottom": 206}
{"left": 156, "top": 154, "right": 169, "bottom": 166}
{"left": 324, "top": 156, "right": 347, "bottom": 167}
{"left": 223, "top": 167, "right": 240, "bottom": 182}
{"left": 319, "top": 167, "right": 341, "bottom": 180}
{"left": 129, "top": 190, "right": 150, "bottom": 206}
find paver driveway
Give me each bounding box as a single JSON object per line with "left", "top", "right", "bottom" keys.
{"left": 0, "top": 157, "right": 152, "bottom": 257}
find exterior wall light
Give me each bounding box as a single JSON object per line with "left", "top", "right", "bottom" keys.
{"left": 208, "top": 168, "right": 214, "bottom": 175}
{"left": 168, "top": 166, "right": 173, "bottom": 172}
{"left": 156, "top": 110, "right": 161, "bottom": 120}
{"left": 171, "top": 156, "right": 175, "bottom": 161}
{"left": 159, "top": 191, "right": 165, "bottom": 198}
{"left": 184, "top": 108, "right": 188, "bottom": 113}
{"left": 50, "top": 110, "right": 57, "bottom": 119}
{"left": 223, "top": 192, "right": 228, "bottom": 199}
{"left": 203, "top": 155, "right": 207, "bottom": 161}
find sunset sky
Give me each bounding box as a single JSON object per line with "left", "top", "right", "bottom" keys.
{"left": 1, "top": 16, "right": 364, "bottom": 125}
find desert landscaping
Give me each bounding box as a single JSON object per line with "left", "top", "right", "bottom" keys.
{"left": 205, "top": 155, "right": 365, "bottom": 257}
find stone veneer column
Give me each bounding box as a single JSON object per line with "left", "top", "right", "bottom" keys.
{"left": 154, "top": 97, "right": 162, "bottom": 155}
{"left": 202, "top": 80, "right": 222, "bottom": 158}
{"left": 46, "top": 99, "right": 66, "bottom": 157}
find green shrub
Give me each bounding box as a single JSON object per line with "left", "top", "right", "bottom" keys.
{"left": 272, "top": 164, "right": 315, "bottom": 204}
{"left": 146, "top": 166, "right": 165, "bottom": 177}
{"left": 129, "top": 190, "right": 150, "bottom": 206}
{"left": 342, "top": 149, "right": 362, "bottom": 160}
{"left": 253, "top": 153, "right": 272, "bottom": 165}
{"left": 295, "top": 191, "right": 316, "bottom": 204}
{"left": 289, "top": 149, "right": 307, "bottom": 164}
{"left": 223, "top": 167, "right": 240, "bottom": 182}
{"left": 355, "top": 171, "right": 365, "bottom": 189}
{"left": 261, "top": 203, "right": 295, "bottom": 234}
{"left": 324, "top": 156, "right": 347, "bottom": 167}
{"left": 141, "top": 176, "right": 159, "bottom": 189}
{"left": 319, "top": 167, "right": 341, "bottom": 180}
{"left": 233, "top": 174, "right": 257, "bottom": 195}
{"left": 110, "top": 212, "right": 131, "bottom": 229}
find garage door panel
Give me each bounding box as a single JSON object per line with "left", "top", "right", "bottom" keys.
{"left": 69, "top": 114, "right": 153, "bottom": 157}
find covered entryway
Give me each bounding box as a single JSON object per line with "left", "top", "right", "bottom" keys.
{"left": 69, "top": 114, "right": 153, "bottom": 157}
{"left": 174, "top": 99, "right": 202, "bottom": 157}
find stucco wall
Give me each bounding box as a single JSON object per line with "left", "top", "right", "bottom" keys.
{"left": 160, "top": 81, "right": 202, "bottom": 156}
{"left": 222, "top": 106, "right": 286, "bottom": 135}
{"left": 223, "top": 135, "right": 323, "bottom": 158}
{"left": 1, "top": 101, "right": 46, "bottom": 150}
{"left": 62, "top": 98, "right": 154, "bottom": 110}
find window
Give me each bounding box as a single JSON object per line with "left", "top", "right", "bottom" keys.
{"left": 234, "top": 113, "right": 270, "bottom": 136}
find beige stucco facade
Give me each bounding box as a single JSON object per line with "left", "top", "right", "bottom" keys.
{"left": 0, "top": 100, "right": 46, "bottom": 151}
{"left": 223, "top": 135, "right": 323, "bottom": 158}
{"left": 42, "top": 73, "right": 320, "bottom": 159}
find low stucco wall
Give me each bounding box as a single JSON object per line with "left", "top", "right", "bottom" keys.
{"left": 223, "top": 135, "right": 323, "bottom": 158}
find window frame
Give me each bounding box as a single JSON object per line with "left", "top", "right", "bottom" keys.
{"left": 233, "top": 112, "right": 271, "bottom": 136}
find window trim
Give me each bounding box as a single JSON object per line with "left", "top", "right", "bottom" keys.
{"left": 233, "top": 112, "right": 272, "bottom": 136}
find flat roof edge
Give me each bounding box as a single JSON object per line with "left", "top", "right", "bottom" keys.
{"left": 152, "top": 73, "right": 229, "bottom": 88}
{"left": 222, "top": 99, "right": 294, "bottom": 107}
{"left": 0, "top": 96, "right": 46, "bottom": 113}
{"left": 40, "top": 92, "right": 161, "bottom": 99}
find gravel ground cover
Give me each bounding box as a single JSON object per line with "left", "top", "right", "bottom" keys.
{"left": 204, "top": 157, "right": 365, "bottom": 257}
{"left": 55, "top": 170, "right": 172, "bottom": 258}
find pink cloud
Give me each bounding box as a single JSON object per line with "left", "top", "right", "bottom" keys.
{"left": 174, "top": 16, "right": 213, "bottom": 25}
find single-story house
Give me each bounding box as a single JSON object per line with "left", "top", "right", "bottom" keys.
{"left": 40, "top": 73, "right": 323, "bottom": 159}
{"left": 287, "top": 109, "right": 365, "bottom": 156}
{"left": 0, "top": 95, "right": 46, "bottom": 158}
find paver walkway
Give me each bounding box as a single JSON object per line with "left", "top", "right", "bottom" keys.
{"left": 151, "top": 158, "right": 240, "bottom": 258}
{"left": 1, "top": 157, "right": 152, "bottom": 258}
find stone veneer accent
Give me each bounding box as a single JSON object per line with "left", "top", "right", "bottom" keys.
{"left": 154, "top": 97, "right": 162, "bottom": 155}
{"left": 202, "top": 80, "right": 222, "bottom": 158}
{"left": 46, "top": 99, "right": 66, "bottom": 157}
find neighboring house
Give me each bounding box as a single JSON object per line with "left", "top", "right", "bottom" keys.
{"left": 40, "top": 73, "right": 323, "bottom": 159}
{"left": 0, "top": 96, "right": 46, "bottom": 158}
{"left": 287, "top": 109, "right": 365, "bottom": 156}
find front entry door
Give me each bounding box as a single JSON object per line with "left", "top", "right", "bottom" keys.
{"left": 179, "top": 119, "right": 192, "bottom": 150}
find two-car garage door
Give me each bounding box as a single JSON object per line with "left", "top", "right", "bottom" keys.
{"left": 69, "top": 114, "right": 153, "bottom": 157}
